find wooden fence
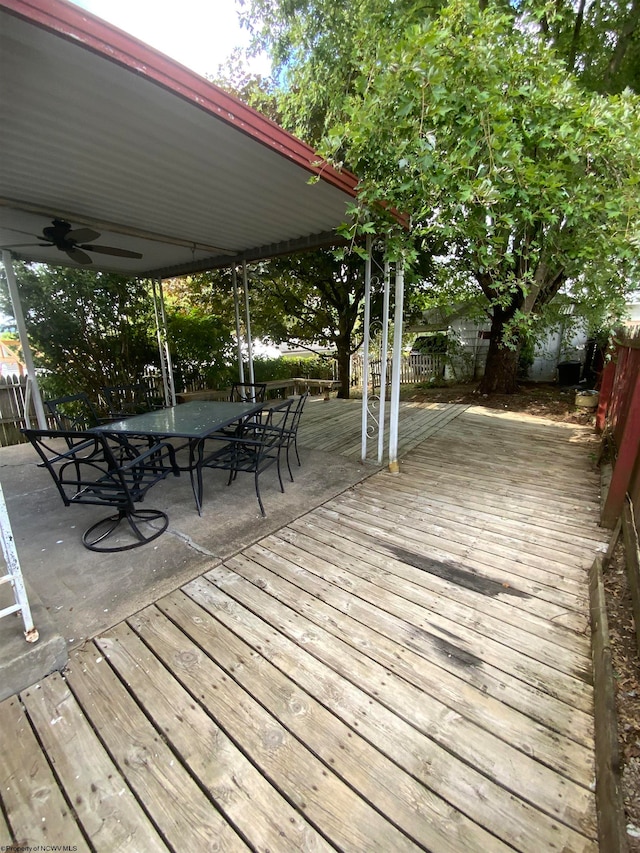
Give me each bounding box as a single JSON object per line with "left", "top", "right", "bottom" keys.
{"left": 0, "top": 375, "right": 34, "bottom": 446}
{"left": 597, "top": 331, "right": 640, "bottom": 662}
{"left": 597, "top": 333, "right": 640, "bottom": 528}
{"left": 0, "top": 374, "right": 341, "bottom": 448}
{"left": 350, "top": 354, "right": 445, "bottom": 389}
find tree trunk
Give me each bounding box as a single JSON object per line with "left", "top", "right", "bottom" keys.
{"left": 335, "top": 342, "right": 351, "bottom": 399}
{"left": 478, "top": 311, "right": 521, "bottom": 394}
{"left": 603, "top": 0, "right": 640, "bottom": 91}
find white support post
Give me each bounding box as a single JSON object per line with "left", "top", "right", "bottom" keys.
{"left": 377, "top": 257, "right": 391, "bottom": 464}
{"left": 242, "top": 261, "right": 255, "bottom": 390}
{"left": 2, "top": 251, "right": 47, "bottom": 428}
{"left": 152, "top": 279, "right": 176, "bottom": 407}
{"left": 388, "top": 258, "right": 405, "bottom": 473}
{"left": 232, "top": 266, "right": 245, "bottom": 383}
{"left": 0, "top": 481, "right": 38, "bottom": 642}
{"left": 360, "top": 236, "right": 372, "bottom": 463}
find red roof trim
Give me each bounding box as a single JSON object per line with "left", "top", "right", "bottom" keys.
{"left": 1, "top": 0, "right": 359, "bottom": 198}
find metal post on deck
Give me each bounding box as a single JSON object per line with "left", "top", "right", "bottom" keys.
{"left": 242, "top": 261, "right": 255, "bottom": 390}
{"left": 232, "top": 266, "right": 245, "bottom": 384}
{"left": 152, "top": 279, "right": 176, "bottom": 407}
{"left": 388, "top": 258, "right": 405, "bottom": 473}
{"left": 377, "top": 257, "right": 391, "bottom": 464}
{"left": 0, "top": 480, "right": 38, "bottom": 643}
{"left": 361, "top": 236, "right": 372, "bottom": 463}
{"left": 2, "top": 251, "right": 47, "bottom": 428}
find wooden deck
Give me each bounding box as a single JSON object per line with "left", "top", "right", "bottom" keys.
{"left": 299, "top": 396, "right": 469, "bottom": 462}
{"left": 0, "top": 402, "right": 609, "bottom": 852}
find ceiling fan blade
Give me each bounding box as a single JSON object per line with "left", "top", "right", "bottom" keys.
{"left": 67, "top": 227, "right": 100, "bottom": 243}
{"left": 65, "top": 247, "right": 93, "bottom": 265}
{"left": 81, "top": 244, "right": 143, "bottom": 259}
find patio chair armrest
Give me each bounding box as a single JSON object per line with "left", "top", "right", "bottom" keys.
{"left": 116, "top": 438, "right": 180, "bottom": 475}
{"left": 30, "top": 435, "right": 97, "bottom": 465}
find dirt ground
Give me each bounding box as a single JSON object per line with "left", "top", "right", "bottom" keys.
{"left": 605, "top": 540, "right": 640, "bottom": 849}
{"left": 401, "top": 378, "right": 598, "bottom": 424}
{"left": 404, "top": 379, "right": 640, "bottom": 846}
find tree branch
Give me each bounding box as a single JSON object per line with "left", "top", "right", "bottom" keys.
{"left": 567, "top": 0, "right": 587, "bottom": 72}
{"left": 603, "top": 0, "right": 640, "bottom": 91}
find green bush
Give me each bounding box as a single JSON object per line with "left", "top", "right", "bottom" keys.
{"left": 252, "top": 355, "right": 335, "bottom": 382}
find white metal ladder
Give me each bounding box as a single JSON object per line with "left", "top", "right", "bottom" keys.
{"left": 0, "top": 481, "right": 38, "bottom": 643}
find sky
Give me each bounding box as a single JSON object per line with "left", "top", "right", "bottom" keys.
{"left": 69, "top": 0, "right": 271, "bottom": 78}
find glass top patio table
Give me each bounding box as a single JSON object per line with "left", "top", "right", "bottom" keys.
{"left": 93, "top": 400, "right": 264, "bottom": 514}
{"left": 97, "top": 400, "right": 263, "bottom": 439}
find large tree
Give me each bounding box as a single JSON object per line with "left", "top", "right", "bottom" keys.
{"left": 0, "top": 263, "right": 158, "bottom": 400}
{"left": 162, "top": 273, "right": 237, "bottom": 391}
{"left": 245, "top": 0, "right": 640, "bottom": 392}
{"left": 248, "top": 249, "right": 369, "bottom": 398}
{"left": 528, "top": 0, "right": 640, "bottom": 94}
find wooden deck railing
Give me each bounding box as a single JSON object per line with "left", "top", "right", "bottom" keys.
{"left": 597, "top": 331, "right": 640, "bottom": 660}
{"left": 176, "top": 377, "right": 340, "bottom": 405}
{"left": 597, "top": 333, "right": 640, "bottom": 528}
{"left": 0, "top": 375, "right": 341, "bottom": 447}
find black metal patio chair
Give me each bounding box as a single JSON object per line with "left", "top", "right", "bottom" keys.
{"left": 22, "top": 428, "right": 180, "bottom": 552}
{"left": 101, "top": 383, "right": 155, "bottom": 418}
{"left": 229, "top": 382, "right": 267, "bottom": 403}
{"left": 45, "top": 391, "right": 153, "bottom": 456}
{"left": 280, "top": 392, "right": 309, "bottom": 481}
{"left": 212, "top": 381, "right": 268, "bottom": 441}
{"left": 43, "top": 392, "right": 105, "bottom": 432}
{"left": 200, "top": 397, "right": 293, "bottom": 517}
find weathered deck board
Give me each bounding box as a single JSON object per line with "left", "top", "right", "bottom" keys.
{"left": 298, "top": 397, "right": 469, "bottom": 462}
{"left": 0, "top": 695, "right": 89, "bottom": 851}
{"left": 154, "top": 589, "right": 509, "bottom": 853}
{"left": 205, "top": 559, "right": 597, "bottom": 847}
{"left": 283, "top": 514, "right": 588, "bottom": 653}
{"left": 0, "top": 401, "right": 607, "bottom": 852}
{"left": 267, "top": 527, "right": 593, "bottom": 685}
{"left": 97, "top": 622, "right": 329, "bottom": 853}
{"left": 0, "top": 808, "right": 11, "bottom": 848}
{"left": 365, "top": 475, "right": 605, "bottom": 546}
{"left": 271, "top": 522, "right": 595, "bottom": 745}
{"left": 127, "top": 605, "right": 423, "bottom": 853}
{"left": 180, "top": 575, "right": 591, "bottom": 853}
{"left": 314, "top": 502, "right": 590, "bottom": 611}
{"left": 219, "top": 550, "right": 594, "bottom": 785}
{"left": 20, "top": 674, "right": 168, "bottom": 852}
{"left": 65, "top": 646, "right": 249, "bottom": 853}
{"left": 328, "top": 490, "right": 596, "bottom": 578}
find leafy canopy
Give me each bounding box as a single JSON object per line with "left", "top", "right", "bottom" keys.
{"left": 245, "top": 0, "right": 640, "bottom": 359}
{"left": 0, "top": 263, "right": 158, "bottom": 399}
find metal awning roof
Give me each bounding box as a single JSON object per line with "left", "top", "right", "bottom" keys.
{"left": 0, "top": 0, "right": 359, "bottom": 278}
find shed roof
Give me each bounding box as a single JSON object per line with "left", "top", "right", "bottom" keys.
{"left": 0, "top": 0, "right": 358, "bottom": 278}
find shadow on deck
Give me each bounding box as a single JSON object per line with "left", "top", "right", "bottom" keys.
{"left": 0, "top": 402, "right": 608, "bottom": 851}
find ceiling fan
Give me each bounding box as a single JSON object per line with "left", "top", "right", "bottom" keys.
{"left": 1, "top": 219, "right": 143, "bottom": 265}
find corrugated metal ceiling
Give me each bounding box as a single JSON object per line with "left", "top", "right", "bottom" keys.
{"left": 0, "top": 0, "right": 358, "bottom": 277}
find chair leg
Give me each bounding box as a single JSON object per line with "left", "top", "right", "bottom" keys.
{"left": 276, "top": 452, "right": 285, "bottom": 493}
{"left": 285, "top": 443, "right": 294, "bottom": 482}
{"left": 254, "top": 471, "right": 266, "bottom": 517}
{"left": 83, "top": 509, "right": 168, "bottom": 552}
{"left": 188, "top": 440, "right": 204, "bottom": 516}
{"left": 82, "top": 512, "right": 122, "bottom": 548}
